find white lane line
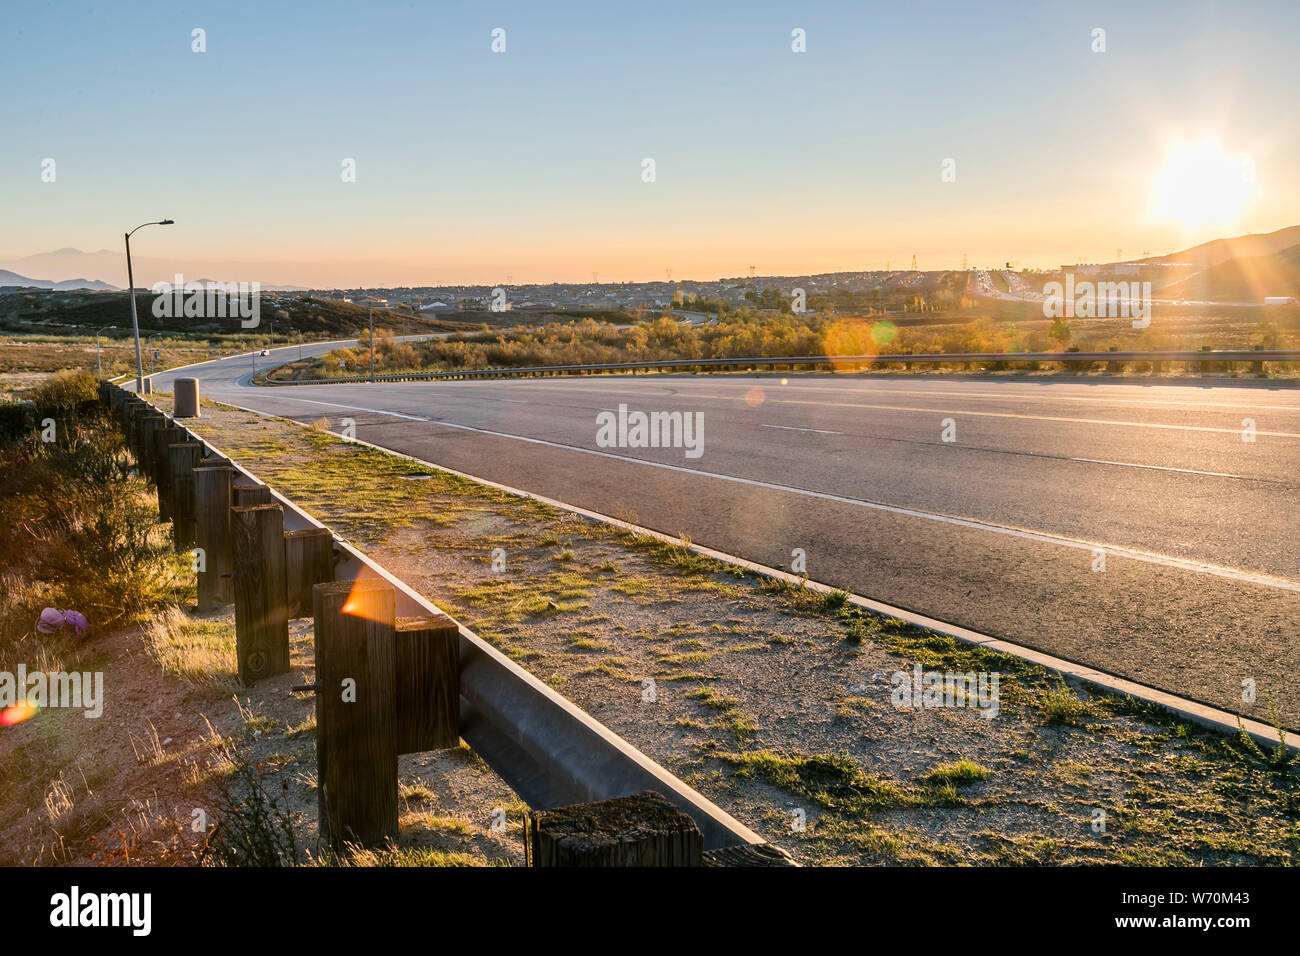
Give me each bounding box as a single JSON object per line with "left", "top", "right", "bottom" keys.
{"left": 258, "top": 395, "right": 431, "bottom": 422}
{"left": 759, "top": 423, "right": 841, "bottom": 435}
{"left": 590, "top": 388, "right": 1300, "bottom": 438}
{"left": 497, "top": 398, "right": 528, "bottom": 404}
{"left": 387, "top": 416, "right": 1300, "bottom": 593}
{"left": 1064, "top": 457, "right": 1244, "bottom": 478}
{"left": 398, "top": 377, "right": 1300, "bottom": 415}
{"left": 241, "top": 387, "right": 1269, "bottom": 479}
{"left": 692, "top": 380, "right": 1300, "bottom": 414}
{"left": 426, "top": 380, "right": 1299, "bottom": 435}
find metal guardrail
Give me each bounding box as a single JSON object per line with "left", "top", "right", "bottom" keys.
{"left": 110, "top": 385, "right": 764, "bottom": 851}
{"left": 259, "top": 349, "right": 1300, "bottom": 386}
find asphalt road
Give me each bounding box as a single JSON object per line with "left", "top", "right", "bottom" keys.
{"left": 149, "top": 348, "right": 1300, "bottom": 727}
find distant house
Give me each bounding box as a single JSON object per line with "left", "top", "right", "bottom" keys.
{"left": 357, "top": 296, "right": 389, "bottom": 309}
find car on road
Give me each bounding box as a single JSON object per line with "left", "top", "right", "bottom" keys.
{"left": 260, "top": 349, "right": 270, "bottom": 356}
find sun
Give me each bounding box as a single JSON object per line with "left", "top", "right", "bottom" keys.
{"left": 1150, "top": 138, "right": 1254, "bottom": 231}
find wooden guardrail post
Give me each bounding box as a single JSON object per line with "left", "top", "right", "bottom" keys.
{"left": 136, "top": 412, "right": 164, "bottom": 477}
{"left": 168, "top": 441, "right": 203, "bottom": 552}
{"left": 231, "top": 504, "right": 290, "bottom": 683}
{"left": 194, "top": 465, "right": 235, "bottom": 612}
{"left": 526, "top": 790, "right": 703, "bottom": 867}
{"left": 234, "top": 479, "right": 274, "bottom": 507}
{"left": 313, "top": 579, "right": 399, "bottom": 851}
{"left": 152, "top": 425, "right": 185, "bottom": 521}
{"left": 1252, "top": 344, "right": 1265, "bottom": 376}
{"left": 284, "top": 528, "right": 335, "bottom": 619}
{"left": 394, "top": 615, "right": 459, "bottom": 754}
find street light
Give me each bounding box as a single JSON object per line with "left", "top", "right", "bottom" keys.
{"left": 95, "top": 325, "right": 116, "bottom": 378}
{"left": 125, "top": 219, "right": 174, "bottom": 391}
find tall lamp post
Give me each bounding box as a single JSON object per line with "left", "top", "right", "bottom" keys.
{"left": 95, "top": 325, "right": 116, "bottom": 378}
{"left": 125, "top": 219, "right": 174, "bottom": 391}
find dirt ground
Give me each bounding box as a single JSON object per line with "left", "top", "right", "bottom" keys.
{"left": 0, "top": 600, "right": 528, "bottom": 866}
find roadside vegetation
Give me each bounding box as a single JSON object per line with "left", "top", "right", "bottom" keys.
{"left": 0, "top": 377, "right": 521, "bottom": 866}
{"left": 0, "top": 371, "right": 186, "bottom": 675}
{"left": 268, "top": 304, "right": 1298, "bottom": 382}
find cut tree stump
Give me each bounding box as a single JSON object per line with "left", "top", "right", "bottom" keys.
{"left": 526, "top": 790, "right": 702, "bottom": 867}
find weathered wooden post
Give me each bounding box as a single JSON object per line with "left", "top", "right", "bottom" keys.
{"left": 136, "top": 413, "right": 165, "bottom": 477}
{"left": 231, "top": 504, "right": 290, "bottom": 683}
{"left": 1252, "top": 344, "right": 1265, "bottom": 376}
{"left": 526, "top": 790, "right": 703, "bottom": 867}
{"left": 394, "top": 614, "right": 459, "bottom": 754}
{"left": 168, "top": 442, "right": 203, "bottom": 552}
{"left": 152, "top": 425, "right": 185, "bottom": 520}
{"left": 313, "top": 579, "right": 399, "bottom": 851}
{"left": 234, "top": 480, "right": 274, "bottom": 507}
{"left": 127, "top": 401, "right": 152, "bottom": 460}
{"left": 284, "top": 528, "right": 335, "bottom": 619}
{"left": 194, "top": 465, "right": 235, "bottom": 612}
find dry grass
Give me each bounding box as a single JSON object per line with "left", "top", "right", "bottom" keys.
{"left": 144, "top": 606, "right": 238, "bottom": 688}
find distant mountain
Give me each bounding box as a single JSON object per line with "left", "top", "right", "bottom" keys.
{"left": 7, "top": 248, "right": 124, "bottom": 285}
{"left": 0, "top": 269, "right": 117, "bottom": 291}
{"left": 3, "top": 249, "right": 308, "bottom": 292}
{"left": 0, "top": 269, "right": 45, "bottom": 288}
{"left": 54, "top": 278, "right": 118, "bottom": 291}
{"left": 1141, "top": 225, "right": 1300, "bottom": 268}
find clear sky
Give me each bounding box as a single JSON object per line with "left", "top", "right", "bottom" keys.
{"left": 2, "top": 0, "right": 1298, "bottom": 287}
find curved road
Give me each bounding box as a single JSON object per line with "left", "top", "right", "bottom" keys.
{"left": 147, "top": 347, "right": 1300, "bottom": 727}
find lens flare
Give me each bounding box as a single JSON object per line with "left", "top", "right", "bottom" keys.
{"left": 745, "top": 387, "right": 765, "bottom": 407}
{"left": 340, "top": 574, "right": 392, "bottom": 621}
{"left": 823, "top": 318, "right": 880, "bottom": 370}
{"left": 1, "top": 701, "right": 39, "bottom": 727}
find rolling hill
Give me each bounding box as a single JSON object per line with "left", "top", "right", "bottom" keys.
{"left": 1140, "top": 225, "right": 1300, "bottom": 268}
{"left": 0, "top": 290, "right": 480, "bottom": 337}
{"left": 1159, "top": 243, "right": 1300, "bottom": 302}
